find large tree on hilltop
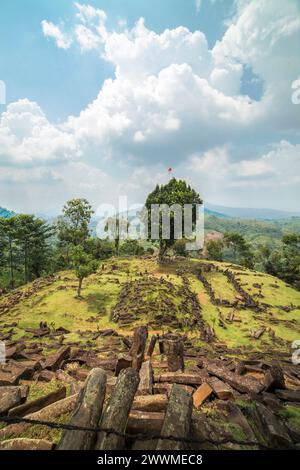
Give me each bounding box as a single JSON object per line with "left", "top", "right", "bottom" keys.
{"left": 145, "top": 178, "right": 202, "bottom": 261}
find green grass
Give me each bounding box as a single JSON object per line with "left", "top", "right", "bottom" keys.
{"left": 205, "top": 271, "right": 237, "bottom": 303}
{"left": 236, "top": 271, "right": 300, "bottom": 306}
{"left": 279, "top": 405, "right": 300, "bottom": 430}
{"left": 27, "top": 380, "right": 72, "bottom": 401}
{"left": 224, "top": 422, "right": 246, "bottom": 442}
{"left": 1, "top": 412, "right": 71, "bottom": 444}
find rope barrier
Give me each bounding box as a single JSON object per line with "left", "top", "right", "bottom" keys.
{"left": 0, "top": 414, "right": 279, "bottom": 449}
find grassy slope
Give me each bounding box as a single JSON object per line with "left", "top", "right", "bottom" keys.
{"left": 1, "top": 256, "right": 300, "bottom": 353}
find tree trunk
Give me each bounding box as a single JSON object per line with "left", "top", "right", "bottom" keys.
{"left": 9, "top": 238, "right": 14, "bottom": 289}
{"left": 159, "top": 241, "right": 167, "bottom": 262}
{"left": 95, "top": 368, "right": 139, "bottom": 450}
{"left": 115, "top": 236, "right": 120, "bottom": 256}
{"left": 24, "top": 241, "right": 28, "bottom": 284}
{"left": 77, "top": 277, "right": 83, "bottom": 297}
{"left": 58, "top": 368, "right": 107, "bottom": 450}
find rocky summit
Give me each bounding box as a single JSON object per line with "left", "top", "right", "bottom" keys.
{"left": 0, "top": 256, "right": 300, "bottom": 450}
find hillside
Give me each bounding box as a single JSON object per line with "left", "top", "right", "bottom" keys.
{"left": 206, "top": 203, "right": 300, "bottom": 220}
{"left": 1, "top": 256, "right": 300, "bottom": 450}
{"left": 205, "top": 214, "right": 300, "bottom": 246}
{"left": 1, "top": 256, "right": 300, "bottom": 353}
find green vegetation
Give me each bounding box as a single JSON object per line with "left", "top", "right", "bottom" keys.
{"left": 145, "top": 178, "right": 202, "bottom": 260}
{"left": 204, "top": 229, "right": 300, "bottom": 290}
{"left": 205, "top": 214, "right": 300, "bottom": 245}
{"left": 1, "top": 412, "right": 71, "bottom": 444}
{"left": 1, "top": 256, "right": 300, "bottom": 352}
{"left": 0, "top": 180, "right": 299, "bottom": 354}
{"left": 279, "top": 405, "right": 300, "bottom": 430}
{"left": 0, "top": 214, "right": 54, "bottom": 290}
{"left": 27, "top": 380, "right": 71, "bottom": 401}
{"left": 57, "top": 198, "right": 94, "bottom": 247}
{"left": 1, "top": 182, "right": 299, "bottom": 295}
{"left": 70, "top": 245, "right": 98, "bottom": 297}
{"left": 206, "top": 239, "right": 223, "bottom": 262}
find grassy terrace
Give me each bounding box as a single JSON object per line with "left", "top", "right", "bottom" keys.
{"left": 1, "top": 256, "right": 300, "bottom": 353}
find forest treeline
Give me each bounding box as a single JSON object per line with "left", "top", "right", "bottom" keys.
{"left": 0, "top": 179, "right": 299, "bottom": 293}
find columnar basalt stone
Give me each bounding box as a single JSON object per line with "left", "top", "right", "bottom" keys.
{"left": 165, "top": 339, "right": 184, "bottom": 372}
{"left": 147, "top": 335, "right": 158, "bottom": 357}
{"left": 137, "top": 360, "right": 153, "bottom": 395}
{"left": 264, "top": 364, "right": 285, "bottom": 392}
{"left": 95, "top": 368, "right": 140, "bottom": 450}
{"left": 58, "top": 368, "right": 107, "bottom": 450}
{"left": 8, "top": 387, "right": 66, "bottom": 418}
{"left": 0, "top": 387, "right": 22, "bottom": 415}
{"left": 0, "top": 438, "right": 54, "bottom": 450}
{"left": 156, "top": 384, "right": 192, "bottom": 450}
{"left": 132, "top": 394, "right": 168, "bottom": 412}
{"left": 205, "top": 362, "right": 264, "bottom": 394}
{"left": 0, "top": 276, "right": 57, "bottom": 315}
{"left": 193, "top": 383, "right": 213, "bottom": 409}
{"left": 115, "top": 354, "right": 133, "bottom": 376}
{"left": 41, "top": 346, "right": 71, "bottom": 371}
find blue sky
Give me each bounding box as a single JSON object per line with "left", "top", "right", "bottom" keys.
{"left": 0, "top": 0, "right": 234, "bottom": 121}
{"left": 0, "top": 0, "right": 299, "bottom": 213}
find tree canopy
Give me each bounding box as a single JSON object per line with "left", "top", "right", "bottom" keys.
{"left": 57, "top": 198, "right": 94, "bottom": 247}
{"left": 145, "top": 178, "right": 202, "bottom": 260}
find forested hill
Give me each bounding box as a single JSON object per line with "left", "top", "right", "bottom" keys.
{"left": 205, "top": 214, "right": 300, "bottom": 245}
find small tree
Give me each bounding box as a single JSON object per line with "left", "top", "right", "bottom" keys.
{"left": 280, "top": 234, "right": 300, "bottom": 289}
{"left": 70, "top": 246, "right": 98, "bottom": 298}
{"left": 104, "top": 216, "right": 129, "bottom": 256}
{"left": 173, "top": 239, "right": 188, "bottom": 257}
{"left": 84, "top": 238, "right": 115, "bottom": 260}
{"left": 119, "top": 239, "right": 145, "bottom": 256}
{"left": 206, "top": 239, "right": 224, "bottom": 261}
{"left": 224, "top": 232, "right": 253, "bottom": 268}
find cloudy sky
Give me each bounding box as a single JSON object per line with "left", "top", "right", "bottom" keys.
{"left": 0, "top": 0, "right": 299, "bottom": 214}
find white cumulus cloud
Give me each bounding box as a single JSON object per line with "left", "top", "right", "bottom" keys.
{"left": 41, "top": 20, "right": 72, "bottom": 49}
{"left": 1, "top": 1, "right": 300, "bottom": 212}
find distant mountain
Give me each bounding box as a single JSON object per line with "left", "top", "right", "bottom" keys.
{"left": 0, "top": 207, "right": 15, "bottom": 219}
{"left": 204, "top": 208, "right": 229, "bottom": 218}
{"left": 20, "top": 203, "right": 300, "bottom": 223}
{"left": 206, "top": 203, "right": 300, "bottom": 220}
{"left": 115, "top": 204, "right": 298, "bottom": 221}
